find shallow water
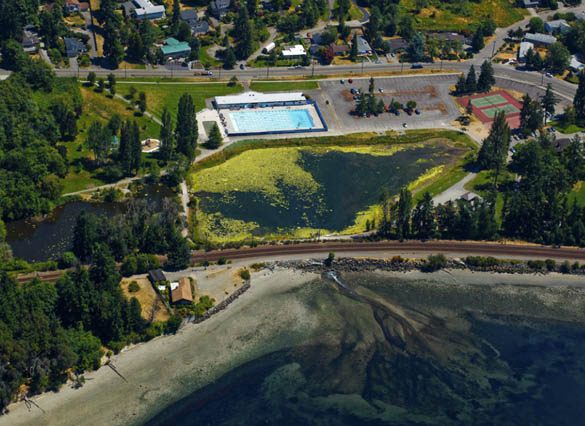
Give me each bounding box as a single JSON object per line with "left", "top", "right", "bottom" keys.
{"left": 5, "top": 184, "right": 175, "bottom": 262}
{"left": 146, "top": 272, "right": 585, "bottom": 426}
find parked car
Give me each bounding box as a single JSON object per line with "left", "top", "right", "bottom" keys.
{"left": 546, "top": 72, "right": 553, "bottom": 78}
{"left": 411, "top": 63, "right": 423, "bottom": 69}
{"left": 415, "top": 109, "right": 420, "bottom": 115}
{"left": 403, "top": 122, "right": 408, "bottom": 127}
{"left": 395, "top": 111, "right": 400, "bottom": 116}
{"left": 407, "top": 110, "right": 412, "bottom": 116}
{"left": 240, "top": 64, "right": 245, "bottom": 70}
{"left": 350, "top": 88, "right": 356, "bottom": 94}
{"left": 378, "top": 88, "right": 384, "bottom": 93}
{"left": 348, "top": 78, "right": 353, "bottom": 83}
{"left": 340, "top": 79, "right": 345, "bottom": 84}
{"left": 374, "top": 112, "right": 379, "bottom": 117}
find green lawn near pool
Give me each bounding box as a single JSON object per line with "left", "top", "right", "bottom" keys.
{"left": 249, "top": 81, "right": 319, "bottom": 92}
{"left": 117, "top": 83, "right": 244, "bottom": 121}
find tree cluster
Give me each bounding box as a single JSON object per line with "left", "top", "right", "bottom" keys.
{"left": 455, "top": 61, "right": 494, "bottom": 94}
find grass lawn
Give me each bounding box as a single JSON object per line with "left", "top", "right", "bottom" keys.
{"left": 249, "top": 81, "right": 319, "bottom": 92}
{"left": 401, "top": 0, "right": 523, "bottom": 31}
{"left": 117, "top": 82, "right": 243, "bottom": 121}
{"left": 464, "top": 169, "right": 515, "bottom": 223}
{"left": 569, "top": 181, "right": 585, "bottom": 205}
{"left": 60, "top": 86, "right": 162, "bottom": 193}
{"left": 549, "top": 120, "right": 585, "bottom": 134}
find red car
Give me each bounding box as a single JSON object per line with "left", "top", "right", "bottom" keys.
{"left": 348, "top": 78, "right": 353, "bottom": 83}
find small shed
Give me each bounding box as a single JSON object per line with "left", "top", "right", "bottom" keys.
{"left": 171, "top": 277, "right": 193, "bottom": 305}
{"left": 148, "top": 269, "right": 166, "bottom": 283}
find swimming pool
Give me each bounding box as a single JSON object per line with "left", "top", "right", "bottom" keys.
{"left": 228, "top": 109, "right": 315, "bottom": 133}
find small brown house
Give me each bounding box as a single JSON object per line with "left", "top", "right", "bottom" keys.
{"left": 171, "top": 277, "right": 193, "bottom": 305}
{"left": 330, "top": 43, "right": 349, "bottom": 56}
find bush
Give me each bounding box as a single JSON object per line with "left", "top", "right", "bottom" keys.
{"left": 545, "top": 259, "right": 556, "bottom": 271}
{"left": 164, "top": 315, "right": 182, "bottom": 334}
{"left": 560, "top": 260, "right": 571, "bottom": 274}
{"left": 239, "top": 269, "right": 251, "bottom": 280}
{"left": 128, "top": 281, "right": 140, "bottom": 292}
{"left": 217, "top": 256, "right": 227, "bottom": 265}
{"left": 326, "top": 252, "right": 335, "bottom": 266}
{"left": 464, "top": 256, "right": 501, "bottom": 267}
{"left": 421, "top": 254, "right": 447, "bottom": 272}
{"left": 58, "top": 251, "right": 78, "bottom": 269}
{"left": 391, "top": 255, "right": 404, "bottom": 264}
{"left": 250, "top": 262, "right": 266, "bottom": 271}
{"left": 527, "top": 260, "right": 546, "bottom": 270}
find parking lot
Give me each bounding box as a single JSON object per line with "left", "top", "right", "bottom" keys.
{"left": 307, "top": 74, "right": 461, "bottom": 133}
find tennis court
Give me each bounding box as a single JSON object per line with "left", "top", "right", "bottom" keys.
{"left": 470, "top": 94, "right": 508, "bottom": 108}
{"left": 481, "top": 104, "right": 520, "bottom": 118}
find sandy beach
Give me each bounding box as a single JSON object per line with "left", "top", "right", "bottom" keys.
{"left": 3, "top": 265, "right": 585, "bottom": 426}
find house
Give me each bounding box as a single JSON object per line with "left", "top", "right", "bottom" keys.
{"left": 428, "top": 32, "right": 468, "bottom": 43}
{"left": 570, "top": 54, "right": 584, "bottom": 72}
{"left": 517, "top": 41, "right": 534, "bottom": 62}
{"left": 64, "top": 37, "right": 85, "bottom": 57}
{"left": 523, "top": 33, "right": 556, "bottom": 46}
{"left": 387, "top": 37, "right": 408, "bottom": 52}
{"left": 330, "top": 43, "right": 349, "bottom": 56}
{"left": 21, "top": 26, "right": 39, "bottom": 53}
{"left": 522, "top": 0, "right": 540, "bottom": 7}
{"left": 132, "top": 0, "right": 166, "bottom": 20}
{"left": 190, "top": 20, "right": 210, "bottom": 36}
{"left": 544, "top": 19, "right": 571, "bottom": 34}
{"left": 64, "top": 0, "right": 89, "bottom": 12}
{"left": 148, "top": 269, "right": 166, "bottom": 284}
{"left": 180, "top": 9, "right": 199, "bottom": 22}
{"left": 161, "top": 38, "right": 191, "bottom": 57}
{"left": 171, "top": 277, "right": 193, "bottom": 305}
{"left": 210, "top": 0, "right": 230, "bottom": 19}
{"left": 282, "top": 44, "right": 306, "bottom": 59}
{"left": 355, "top": 35, "right": 372, "bottom": 55}
{"left": 461, "top": 192, "right": 480, "bottom": 202}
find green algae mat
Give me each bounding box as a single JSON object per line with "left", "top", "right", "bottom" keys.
{"left": 190, "top": 141, "right": 469, "bottom": 242}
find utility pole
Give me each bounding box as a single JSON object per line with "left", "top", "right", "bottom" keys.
{"left": 312, "top": 60, "right": 315, "bottom": 78}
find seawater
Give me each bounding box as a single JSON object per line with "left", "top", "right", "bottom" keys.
{"left": 146, "top": 273, "right": 585, "bottom": 426}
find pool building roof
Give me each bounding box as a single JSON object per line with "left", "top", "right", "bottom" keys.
{"left": 214, "top": 91, "right": 306, "bottom": 107}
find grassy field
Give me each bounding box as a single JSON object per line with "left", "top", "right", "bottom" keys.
{"left": 249, "top": 81, "right": 319, "bottom": 92}
{"left": 190, "top": 133, "right": 473, "bottom": 242}
{"left": 401, "top": 0, "right": 523, "bottom": 31}
{"left": 117, "top": 82, "right": 243, "bottom": 121}
{"left": 549, "top": 120, "right": 585, "bottom": 134}
{"left": 61, "top": 86, "right": 162, "bottom": 193}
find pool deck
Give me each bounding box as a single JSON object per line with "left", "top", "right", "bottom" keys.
{"left": 218, "top": 104, "right": 326, "bottom": 136}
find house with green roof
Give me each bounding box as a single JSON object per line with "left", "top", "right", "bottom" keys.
{"left": 161, "top": 38, "right": 191, "bottom": 57}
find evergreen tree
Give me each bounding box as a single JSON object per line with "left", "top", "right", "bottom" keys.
{"left": 393, "top": 186, "right": 412, "bottom": 239}
{"left": 408, "top": 32, "right": 425, "bottom": 62}
{"left": 223, "top": 46, "right": 236, "bottom": 69}
{"left": 207, "top": 123, "right": 222, "bottom": 149}
{"left": 455, "top": 74, "right": 467, "bottom": 94}
{"left": 138, "top": 92, "right": 147, "bottom": 115}
{"left": 471, "top": 28, "right": 484, "bottom": 53}
{"left": 86, "top": 121, "right": 109, "bottom": 165}
{"left": 159, "top": 107, "right": 175, "bottom": 161}
{"left": 118, "top": 120, "right": 133, "bottom": 175}
{"left": 350, "top": 33, "right": 358, "bottom": 61}
{"left": 411, "top": 192, "right": 435, "bottom": 239}
{"left": 171, "top": 0, "right": 181, "bottom": 35}
{"left": 477, "top": 110, "right": 510, "bottom": 173}
{"left": 541, "top": 83, "right": 557, "bottom": 124}
{"left": 130, "top": 120, "right": 142, "bottom": 173}
{"left": 465, "top": 65, "right": 477, "bottom": 93}
{"left": 574, "top": 72, "right": 585, "bottom": 121}
{"left": 234, "top": 6, "right": 254, "bottom": 60}
{"left": 477, "top": 60, "right": 495, "bottom": 92}
{"left": 176, "top": 94, "right": 198, "bottom": 161}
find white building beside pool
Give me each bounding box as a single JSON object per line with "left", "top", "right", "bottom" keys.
{"left": 214, "top": 91, "right": 307, "bottom": 109}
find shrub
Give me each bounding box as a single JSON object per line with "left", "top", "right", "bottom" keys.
{"left": 391, "top": 255, "right": 404, "bottom": 264}
{"left": 250, "top": 262, "right": 266, "bottom": 271}
{"left": 545, "top": 259, "right": 556, "bottom": 271}
{"left": 326, "top": 252, "right": 335, "bottom": 266}
{"left": 527, "top": 260, "right": 546, "bottom": 270}
{"left": 421, "top": 254, "right": 447, "bottom": 272}
{"left": 164, "top": 315, "right": 182, "bottom": 334}
{"left": 240, "top": 269, "right": 251, "bottom": 280}
{"left": 217, "top": 256, "right": 227, "bottom": 265}
{"left": 59, "top": 251, "right": 78, "bottom": 269}
{"left": 464, "top": 256, "right": 500, "bottom": 267}
{"left": 128, "top": 281, "right": 140, "bottom": 292}
{"left": 560, "top": 261, "right": 571, "bottom": 274}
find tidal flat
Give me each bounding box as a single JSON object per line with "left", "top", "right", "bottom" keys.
{"left": 4, "top": 267, "right": 585, "bottom": 426}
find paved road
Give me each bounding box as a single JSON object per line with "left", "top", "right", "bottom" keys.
{"left": 433, "top": 172, "right": 478, "bottom": 204}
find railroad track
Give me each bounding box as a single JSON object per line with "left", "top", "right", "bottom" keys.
{"left": 17, "top": 241, "right": 585, "bottom": 284}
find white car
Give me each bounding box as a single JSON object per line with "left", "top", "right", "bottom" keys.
{"left": 546, "top": 72, "right": 553, "bottom": 78}
{"left": 402, "top": 122, "right": 408, "bottom": 128}
{"left": 378, "top": 88, "right": 384, "bottom": 93}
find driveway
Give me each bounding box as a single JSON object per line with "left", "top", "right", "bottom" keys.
{"left": 433, "top": 172, "right": 478, "bottom": 204}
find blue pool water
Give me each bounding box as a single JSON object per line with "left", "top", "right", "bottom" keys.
{"left": 228, "top": 109, "right": 315, "bottom": 133}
